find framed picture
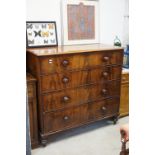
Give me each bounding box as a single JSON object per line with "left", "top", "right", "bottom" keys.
{"left": 26, "top": 21, "right": 58, "bottom": 48}
{"left": 61, "top": 0, "right": 99, "bottom": 45}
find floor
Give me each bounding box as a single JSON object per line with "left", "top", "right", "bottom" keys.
{"left": 32, "top": 116, "right": 129, "bottom": 155}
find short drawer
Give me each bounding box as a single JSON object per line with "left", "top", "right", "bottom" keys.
{"left": 40, "top": 66, "right": 122, "bottom": 92}
{"left": 39, "top": 51, "right": 123, "bottom": 74}
{"left": 42, "top": 81, "right": 121, "bottom": 112}
{"left": 43, "top": 98, "right": 119, "bottom": 133}
{"left": 88, "top": 98, "right": 119, "bottom": 120}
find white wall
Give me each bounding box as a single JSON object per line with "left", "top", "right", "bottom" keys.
{"left": 99, "top": 0, "right": 129, "bottom": 46}
{"left": 26, "top": 0, "right": 129, "bottom": 46}
{"left": 26, "top": 0, "right": 62, "bottom": 44}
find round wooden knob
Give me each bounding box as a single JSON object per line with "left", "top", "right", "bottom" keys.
{"left": 103, "top": 56, "right": 109, "bottom": 61}
{"left": 63, "top": 116, "right": 69, "bottom": 120}
{"left": 102, "top": 89, "right": 107, "bottom": 95}
{"left": 103, "top": 72, "right": 108, "bottom": 77}
{"left": 62, "top": 77, "right": 69, "bottom": 83}
{"left": 63, "top": 96, "right": 70, "bottom": 102}
{"left": 101, "top": 106, "right": 106, "bottom": 111}
{"left": 62, "top": 60, "right": 69, "bottom": 66}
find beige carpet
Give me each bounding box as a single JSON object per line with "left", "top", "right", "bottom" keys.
{"left": 32, "top": 116, "right": 128, "bottom": 155}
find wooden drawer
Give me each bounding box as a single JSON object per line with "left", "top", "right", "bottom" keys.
{"left": 28, "top": 99, "right": 38, "bottom": 145}
{"left": 39, "top": 51, "right": 123, "bottom": 74}
{"left": 120, "top": 82, "right": 129, "bottom": 116}
{"left": 26, "top": 73, "right": 39, "bottom": 148}
{"left": 43, "top": 98, "right": 119, "bottom": 133}
{"left": 40, "top": 66, "right": 122, "bottom": 92}
{"left": 120, "top": 71, "right": 129, "bottom": 117}
{"left": 44, "top": 104, "right": 87, "bottom": 133}
{"left": 42, "top": 81, "right": 121, "bottom": 112}
{"left": 121, "top": 72, "right": 129, "bottom": 83}
{"left": 27, "top": 84, "right": 34, "bottom": 98}
{"left": 88, "top": 98, "right": 119, "bottom": 120}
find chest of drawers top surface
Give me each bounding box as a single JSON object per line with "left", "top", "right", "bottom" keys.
{"left": 27, "top": 44, "right": 123, "bottom": 56}
{"left": 27, "top": 44, "right": 123, "bottom": 76}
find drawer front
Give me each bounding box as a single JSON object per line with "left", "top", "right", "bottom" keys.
{"left": 39, "top": 51, "right": 123, "bottom": 74}
{"left": 42, "top": 81, "right": 120, "bottom": 112}
{"left": 28, "top": 99, "right": 38, "bottom": 145}
{"left": 43, "top": 98, "right": 119, "bottom": 133}
{"left": 121, "top": 73, "right": 129, "bottom": 83}
{"left": 40, "top": 66, "right": 122, "bottom": 92}
{"left": 88, "top": 98, "right": 119, "bottom": 120}
{"left": 120, "top": 82, "right": 129, "bottom": 116}
{"left": 44, "top": 104, "right": 88, "bottom": 133}
{"left": 28, "top": 99, "right": 35, "bottom": 142}
{"left": 27, "top": 84, "right": 34, "bottom": 98}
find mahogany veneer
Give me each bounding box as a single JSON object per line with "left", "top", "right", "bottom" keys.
{"left": 26, "top": 44, "right": 123, "bottom": 146}
{"left": 119, "top": 70, "right": 129, "bottom": 117}
{"left": 27, "top": 73, "right": 39, "bottom": 148}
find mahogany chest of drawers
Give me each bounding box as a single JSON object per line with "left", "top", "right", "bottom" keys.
{"left": 26, "top": 73, "right": 39, "bottom": 148}
{"left": 26, "top": 44, "right": 123, "bottom": 146}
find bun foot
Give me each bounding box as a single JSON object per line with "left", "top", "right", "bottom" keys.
{"left": 41, "top": 139, "right": 47, "bottom": 147}
{"left": 113, "top": 115, "right": 119, "bottom": 124}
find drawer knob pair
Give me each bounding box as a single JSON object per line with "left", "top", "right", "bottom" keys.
{"left": 63, "top": 116, "right": 69, "bottom": 120}
{"left": 63, "top": 96, "right": 70, "bottom": 102}
{"left": 62, "top": 60, "right": 69, "bottom": 66}
{"left": 62, "top": 77, "right": 69, "bottom": 83}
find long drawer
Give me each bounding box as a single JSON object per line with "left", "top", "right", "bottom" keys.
{"left": 42, "top": 81, "right": 121, "bottom": 112}
{"left": 39, "top": 51, "right": 123, "bottom": 74}
{"left": 43, "top": 98, "right": 119, "bottom": 133}
{"left": 40, "top": 66, "right": 122, "bottom": 92}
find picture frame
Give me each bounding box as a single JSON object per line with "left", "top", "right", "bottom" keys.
{"left": 61, "top": 0, "right": 99, "bottom": 45}
{"left": 26, "top": 21, "right": 58, "bottom": 48}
